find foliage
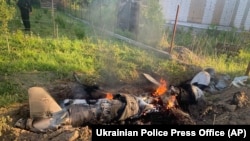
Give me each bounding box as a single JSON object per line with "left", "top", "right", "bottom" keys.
{"left": 84, "top": 0, "right": 118, "bottom": 30}
{"left": 58, "top": 0, "right": 165, "bottom": 47}
{"left": 55, "top": 15, "right": 66, "bottom": 28}
{"left": 0, "top": 5, "right": 249, "bottom": 107}
{"left": 0, "top": 0, "right": 15, "bottom": 32}
{"left": 0, "top": 81, "right": 26, "bottom": 107}
{"left": 31, "top": 0, "right": 41, "bottom": 7}
{"left": 137, "top": 0, "right": 165, "bottom": 46}
{"left": 74, "top": 23, "right": 86, "bottom": 39}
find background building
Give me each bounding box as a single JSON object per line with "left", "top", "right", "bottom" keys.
{"left": 160, "top": 0, "right": 250, "bottom": 31}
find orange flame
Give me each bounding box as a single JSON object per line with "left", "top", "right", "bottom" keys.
{"left": 106, "top": 93, "right": 113, "bottom": 99}
{"left": 166, "top": 95, "right": 176, "bottom": 109}
{"left": 153, "top": 78, "right": 167, "bottom": 97}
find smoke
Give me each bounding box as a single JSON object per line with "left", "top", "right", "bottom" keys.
{"left": 68, "top": 0, "right": 167, "bottom": 85}
{"left": 85, "top": 0, "right": 165, "bottom": 47}
{"left": 87, "top": 0, "right": 118, "bottom": 32}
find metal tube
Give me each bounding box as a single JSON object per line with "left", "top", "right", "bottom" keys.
{"left": 169, "top": 5, "right": 180, "bottom": 54}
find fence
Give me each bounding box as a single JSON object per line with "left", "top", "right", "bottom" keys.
{"left": 11, "top": 0, "right": 250, "bottom": 52}
{"left": 160, "top": 0, "right": 250, "bottom": 31}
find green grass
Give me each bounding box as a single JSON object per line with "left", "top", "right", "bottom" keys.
{"left": 1, "top": 8, "right": 250, "bottom": 107}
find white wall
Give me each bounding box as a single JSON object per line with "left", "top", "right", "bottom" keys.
{"left": 159, "top": 0, "right": 250, "bottom": 31}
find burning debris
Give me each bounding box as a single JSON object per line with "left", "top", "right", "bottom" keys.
{"left": 135, "top": 76, "right": 196, "bottom": 125}
{"left": 14, "top": 72, "right": 203, "bottom": 133}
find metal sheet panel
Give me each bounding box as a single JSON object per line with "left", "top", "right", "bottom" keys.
{"left": 211, "top": 0, "right": 225, "bottom": 25}
{"left": 160, "top": 0, "right": 181, "bottom": 22}
{"left": 219, "top": 0, "right": 237, "bottom": 26}
{"left": 188, "top": 0, "right": 206, "bottom": 23}
{"left": 160, "top": 0, "right": 250, "bottom": 30}
{"left": 178, "top": 0, "right": 191, "bottom": 22}
{"left": 160, "top": 0, "right": 191, "bottom": 23}
{"left": 233, "top": 0, "right": 248, "bottom": 28}
{"left": 244, "top": 9, "right": 250, "bottom": 30}
{"left": 202, "top": 0, "right": 217, "bottom": 24}
{"left": 240, "top": 0, "right": 250, "bottom": 30}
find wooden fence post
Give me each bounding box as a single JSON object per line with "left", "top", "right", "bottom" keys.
{"left": 169, "top": 5, "right": 179, "bottom": 54}
{"left": 245, "top": 62, "right": 250, "bottom": 75}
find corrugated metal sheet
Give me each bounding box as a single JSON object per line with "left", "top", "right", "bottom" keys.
{"left": 160, "top": 0, "right": 250, "bottom": 31}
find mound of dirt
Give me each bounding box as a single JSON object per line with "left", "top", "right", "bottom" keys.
{"left": 170, "top": 46, "right": 205, "bottom": 64}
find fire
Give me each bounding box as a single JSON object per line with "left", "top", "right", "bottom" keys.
{"left": 153, "top": 78, "right": 167, "bottom": 97}
{"left": 166, "top": 95, "right": 176, "bottom": 109}
{"left": 106, "top": 93, "right": 113, "bottom": 99}
{"left": 150, "top": 78, "right": 177, "bottom": 110}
